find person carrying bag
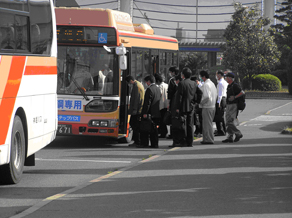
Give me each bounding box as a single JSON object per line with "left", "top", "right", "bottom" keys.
{"left": 138, "top": 75, "right": 161, "bottom": 148}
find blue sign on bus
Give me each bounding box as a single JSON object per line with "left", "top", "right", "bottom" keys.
{"left": 58, "top": 115, "right": 81, "bottom": 122}
{"left": 98, "top": 33, "right": 107, "bottom": 43}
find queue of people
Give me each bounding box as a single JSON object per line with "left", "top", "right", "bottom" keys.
{"left": 126, "top": 66, "right": 244, "bottom": 148}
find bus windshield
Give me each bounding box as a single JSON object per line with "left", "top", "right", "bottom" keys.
{"left": 57, "top": 46, "right": 118, "bottom": 96}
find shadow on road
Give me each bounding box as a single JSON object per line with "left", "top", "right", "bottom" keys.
{"left": 260, "top": 121, "right": 292, "bottom": 132}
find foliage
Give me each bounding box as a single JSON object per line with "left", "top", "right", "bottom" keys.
{"left": 243, "top": 74, "right": 282, "bottom": 91}
{"left": 272, "top": 0, "right": 292, "bottom": 94}
{"left": 287, "top": 51, "right": 292, "bottom": 94}
{"left": 179, "top": 52, "right": 207, "bottom": 75}
{"left": 223, "top": 2, "right": 281, "bottom": 88}
{"left": 271, "top": 69, "right": 288, "bottom": 86}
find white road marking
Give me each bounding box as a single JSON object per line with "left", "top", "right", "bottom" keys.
{"left": 252, "top": 115, "right": 292, "bottom": 122}
{"left": 35, "top": 158, "right": 131, "bottom": 164}
{"left": 265, "top": 102, "right": 292, "bottom": 115}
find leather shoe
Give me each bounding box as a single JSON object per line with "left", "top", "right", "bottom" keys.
{"left": 222, "top": 138, "right": 233, "bottom": 143}
{"left": 200, "top": 141, "right": 214, "bottom": 144}
{"left": 215, "top": 132, "right": 226, "bottom": 136}
{"left": 234, "top": 134, "right": 243, "bottom": 142}
{"left": 166, "top": 135, "right": 173, "bottom": 139}
{"left": 150, "top": 145, "right": 159, "bottom": 148}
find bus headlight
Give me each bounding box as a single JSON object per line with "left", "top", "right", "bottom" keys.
{"left": 89, "top": 120, "right": 118, "bottom": 127}
{"left": 91, "top": 120, "right": 100, "bottom": 126}
{"left": 100, "top": 121, "right": 108, "bottom": 127}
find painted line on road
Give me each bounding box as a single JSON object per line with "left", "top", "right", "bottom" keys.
{"left": 265, "top": 102, "right": 292, "bottom": 115}
{"left": 11, "top": 147, "right": 176, "bottom": 218}
{"left": 140, "top": 155, "right": 160, "bottom": 163}
{"left": 90, "top": 171, "right": 122, "bottom": 183}
{"left": 36, "top": 158, "right": 131, "bottom": 164}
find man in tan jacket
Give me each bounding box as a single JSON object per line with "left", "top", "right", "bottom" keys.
{"left": 126, "top": 75, "right": 145, "bottom": 146}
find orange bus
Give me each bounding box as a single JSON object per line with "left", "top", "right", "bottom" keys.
{"left": 0, "top": 0, "right": 57, "bottom": 184}
{"left": 55, "top": 7, "right": 178, "bottom": 142}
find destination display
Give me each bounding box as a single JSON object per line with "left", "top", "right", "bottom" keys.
{"left": 57, "top": 26, "right": 117, "bottom": 45}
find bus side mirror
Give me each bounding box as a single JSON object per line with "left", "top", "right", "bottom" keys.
{"left": 116, "top": 46, "right": 126, "bottom": 55}
{"left": 119, "top": 55, "right": 127, "bottom": 70}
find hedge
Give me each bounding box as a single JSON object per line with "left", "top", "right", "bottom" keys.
{"left": 243, "top": 74, "right": 282, "bottom": 91}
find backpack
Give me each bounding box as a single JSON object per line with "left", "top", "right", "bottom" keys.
{"left": 237, "top": 94, "right": 246, "bottom": 111}
{"left": 232, "top": 83, "right": 246, "bottom": 111}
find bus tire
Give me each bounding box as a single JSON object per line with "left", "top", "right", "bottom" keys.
{"left": 0, "top": 116, "right": 25, "bottom": 184}
{"left": 118, "top": 127, "right": 133, "bottom": 143}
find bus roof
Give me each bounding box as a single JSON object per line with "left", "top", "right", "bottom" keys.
{"left": 55, "top": 7, "right": 178, "bottom": 47}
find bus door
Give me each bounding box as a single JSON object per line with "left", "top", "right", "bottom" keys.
{"left": 118, "top": 50, "right": 130, "bottom": 135}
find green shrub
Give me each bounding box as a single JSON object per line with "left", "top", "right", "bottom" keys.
{"left": 271, "top": 70, "right": 288, "bottom": 86}
{"left": 252, "top": 74, "right": 282, "bottom": 91}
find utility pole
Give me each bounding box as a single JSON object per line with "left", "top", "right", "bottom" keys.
{"left": 119, "top": 0, "right": 133, "bottom": 19}
{"left": 196, "top": 0, "right": 198, "bottom": 43}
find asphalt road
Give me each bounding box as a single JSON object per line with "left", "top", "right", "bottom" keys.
{"left": 1, "top": 99, "right": 292, "bottom": 218}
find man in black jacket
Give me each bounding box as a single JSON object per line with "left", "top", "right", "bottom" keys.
{"left": 167, "top": 66, "right": 179, "bottom": 139}
{"left": 138, "top": 75, "right": 161, "bottom": 148}
{"left": 174, "top": 67, "right": 197, "bottom": 147}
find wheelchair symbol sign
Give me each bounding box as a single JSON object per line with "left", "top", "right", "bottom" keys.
{"left": 98, "top": 33, "right": 107, "bottom": 43}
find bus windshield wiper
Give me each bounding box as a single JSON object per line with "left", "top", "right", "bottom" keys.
{"left": 71, "top": 76, "right": 90, "bottom": 101}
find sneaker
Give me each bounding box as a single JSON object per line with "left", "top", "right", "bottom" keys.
{"left": 222, "top": 138, "right": 233, "bottom": 143}
{"left": 234, "top": 134, "right": 243, "bottom": 142}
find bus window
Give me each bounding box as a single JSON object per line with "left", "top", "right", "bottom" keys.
{"left": 15, "top": 15, "right": 28, "bottom": 51}
{"left": 29, "top": 0, "right": 52, "bottom": 55}
{"left": 57, "top": 46, "right": 118, "bottom": 96}
{"left": 0, "top": 0, "right": 28, "bottom": 11}
{"left": 0, "top": 13, "right": 15, "bottom": 50}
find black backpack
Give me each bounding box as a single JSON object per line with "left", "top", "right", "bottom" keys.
{"left": 237, "top": 94, "right": 246, "bottom": 111}
{"left": 232, "top": 84, "right": 246, "bottom": 111}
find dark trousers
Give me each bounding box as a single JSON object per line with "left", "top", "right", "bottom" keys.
{"left": 215, "top": 97, "right": 226, "bottom": 134}
{"left": 158, "top": 108, "right": 168, "bottom": 137}
{"left": 184, "top": 110, "right": 194, "bottom": 146}
{"left": 194, "top": 109, "right": 202, "bottom": 134}
{"left": 194, "top": 108, "right": 203, "bottom": 134}
{"left": 140, "top": 118, "right": 160, "bottom": 147}
{"left": 130, "top": 114, "right": 141, "bottom": 144}
{"left": 172, "top": 128, "right": 185, "bottom": 144}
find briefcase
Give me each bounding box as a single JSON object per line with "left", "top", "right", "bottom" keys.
{"left": 172, "top": 115, "right": 185, "bottom": 130}
{"left": 140, "top": 117, "right": 152, "bottom": 132}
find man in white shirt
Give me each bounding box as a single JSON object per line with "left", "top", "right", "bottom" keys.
{"left": 199, "top": 70, "right": 217, "bottom": 144}
{"left": 214, "top": 70, "right": 228, "bottom": 136}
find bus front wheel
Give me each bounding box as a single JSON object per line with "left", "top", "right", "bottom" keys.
{"left": 0, "top": 116, "right": 25, "bottom": 184}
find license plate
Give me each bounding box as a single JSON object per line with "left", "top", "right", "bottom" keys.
{"left": 57, "top": 124, "right": 72, "bottom": 134}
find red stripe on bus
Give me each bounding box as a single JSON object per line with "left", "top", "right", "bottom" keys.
{"left": 24, "top": 66, "right": 57, "bottom": 75}
{"left": 0, "top": 56, "right": 26, "bottom": 145}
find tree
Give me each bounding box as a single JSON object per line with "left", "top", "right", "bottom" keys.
{"left": 179, "top": 52, "right": 207, "bottom": 75}
{"left": 272, "top": 0, "right": 292, "bottom": 94}
{"left": 223, "top": 2, "right": 281, "bottom": 89}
